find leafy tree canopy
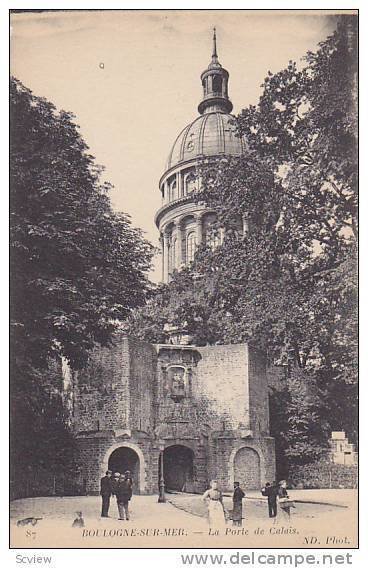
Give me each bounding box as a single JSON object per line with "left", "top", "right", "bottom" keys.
{"left": 10, "top": 77, "right": 154, "bottom": 371}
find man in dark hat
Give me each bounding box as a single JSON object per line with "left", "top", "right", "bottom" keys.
{"left": 100, "top": 470, "right": 112, "bottom": 518}
{"left": 261, "top": 481, "right": 278, "bottom": 518}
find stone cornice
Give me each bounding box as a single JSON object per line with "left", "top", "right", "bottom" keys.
{"left": 154, "top": 195, "right": 194, "bottom": 228}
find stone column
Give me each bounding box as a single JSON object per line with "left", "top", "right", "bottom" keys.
{"left": 176, "top": 172, "right": 181, "bottom": 199}
{"left": 195, "top": 215, "right": 203, "bottom": 246}
{"left": 163, "top": 231, "right": 170, "bottom": 283}
{"left": 175, "top": 221, "right": 183, "bottom": 268}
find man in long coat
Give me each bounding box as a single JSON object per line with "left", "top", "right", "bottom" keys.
{"left": 232, "top": 482, "right": 245, "bottom": 526}
{"left": 100, "top": 470, "right": 112, "bottom": 517}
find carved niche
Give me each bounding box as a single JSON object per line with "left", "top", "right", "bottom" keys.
{"left": 167, "top": 365, "right": 190, "bottom": 402}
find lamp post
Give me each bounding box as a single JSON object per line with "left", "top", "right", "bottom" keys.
{"left": 158, "top": 442, "right": 166, "bottom": 503}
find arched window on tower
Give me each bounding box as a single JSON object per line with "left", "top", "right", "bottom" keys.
{"left": 212, "top": 75, "right": 222, "bottom": 94}
{"left": 170, "top": 180, "right": 177, "bottom": 202}
{"left": 185, "top": 172, "right": 197, "bottom": 195}
{"left": 186, "top": 232, "right": 197, "bottom": 264}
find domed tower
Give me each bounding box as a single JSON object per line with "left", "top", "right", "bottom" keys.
{"left": 155, "top": 29, "right": 244, "bottom": 283}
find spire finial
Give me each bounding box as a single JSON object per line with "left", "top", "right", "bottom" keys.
{"left": 212, "top": 27, "right": 217, "bottom": 58}
{"left": 198, "top": 27, "right": 233, "bottom": 115}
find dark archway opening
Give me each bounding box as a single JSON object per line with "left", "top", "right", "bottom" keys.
{"left": 108, "top": 447, "right": 140, "bottom": 494}
{"left": 163, "top": 445, "right": 194, "bottom": 492}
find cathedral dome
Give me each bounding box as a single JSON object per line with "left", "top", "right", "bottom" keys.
{"left": 156, "top": 29, "right": 247, "bottom": 283}
{"left": 166, "top": 111, "right": 244, "bottom": 171}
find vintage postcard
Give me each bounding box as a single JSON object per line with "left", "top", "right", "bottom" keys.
{"left": 9, "top": 9, "right": 358, "bottom": 549}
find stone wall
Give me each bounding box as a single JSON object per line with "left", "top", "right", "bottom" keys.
{"left": 73, "top": 338, "right": 130, "bottom": 433}
{"left": 248, "top": 347, "right": 270, "bottom": 436}
{"left": 73, "top": 335, "right": 156, "bottom": 434}
{"left": 128, "top": 338, "right": 156, "bottom": 433}
{"left": 196, "top": 344, "right": 250, "bottom": 430}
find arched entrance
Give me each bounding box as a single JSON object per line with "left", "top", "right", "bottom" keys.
{"left": 163, "top": 445, "right": 194, "bottom": 492}
{"left": 108, "top": 446, "right": 140, "bottom": 494}
{"left": 233, "top": 447, "right": 261, "bottom": 490}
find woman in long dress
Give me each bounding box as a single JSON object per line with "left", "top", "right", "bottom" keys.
{"left": 202, "top": 480, "right": 226, "bottom": 528}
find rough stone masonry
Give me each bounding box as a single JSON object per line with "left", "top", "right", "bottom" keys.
{"left": 71, "top": 334, "right": 275, "bottom": 495}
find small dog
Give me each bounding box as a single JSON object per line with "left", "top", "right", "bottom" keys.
{"left": 17, "top": 517, "right": 43, "bottom": 527}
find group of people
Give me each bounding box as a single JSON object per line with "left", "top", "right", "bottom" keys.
{"left": 100, "top": 470, "right": 133, "bottom": 520}
{"left": 202, "top": 480, "right": 246, "bottom": 528}
{"left": 261, "top": 479, "right": 296, "bottom": 520}
{"left": 202, "top": 479, "right": 295, "bottom": 528}
{"left": 100, "top": 471, "right": 295, "bottom": 526}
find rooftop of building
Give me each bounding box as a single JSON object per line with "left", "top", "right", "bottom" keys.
{"left": 163, "top": 28, "right": 245, "bottom": 175}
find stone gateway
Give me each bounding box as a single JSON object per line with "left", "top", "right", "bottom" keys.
{"left": 72, "top": 337, "right": 275, "bottom": 495}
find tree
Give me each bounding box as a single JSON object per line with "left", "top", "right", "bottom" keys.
{"left": 10, "top": 77, "right": 154, "bottom": 369}
{"left": 128, "top": 17, "right": 358, "bottom": 468}
{"left": 10, "top": 78, "right": 154, "bottom": 491}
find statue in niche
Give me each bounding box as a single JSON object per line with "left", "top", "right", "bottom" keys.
{"left": 172, "top": 371, "right": 184, "bottom": 393}
{"left": 170, "top": 367, "right": 186, "bottom": 401}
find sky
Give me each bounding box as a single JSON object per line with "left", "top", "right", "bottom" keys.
{"left": 10, "top": 10, "right": 339, "bottom": 281}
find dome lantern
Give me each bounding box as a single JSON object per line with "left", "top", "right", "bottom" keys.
{"left": 198, "top": 28, "right": 233, "bottom": 115}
